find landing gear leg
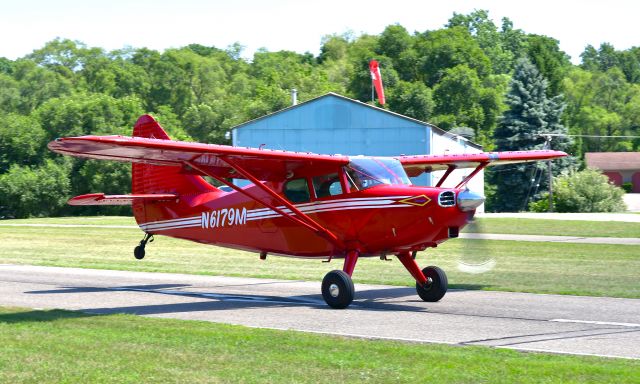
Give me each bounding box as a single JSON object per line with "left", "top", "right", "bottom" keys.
{"left": 134, "top": 233, "right": 153, "bottom": 260}
{"left": 321, "top": 250, "right": 359, "bottom": 309}
{"left": 396, "top": 252, "right": 447, "bottom": 302}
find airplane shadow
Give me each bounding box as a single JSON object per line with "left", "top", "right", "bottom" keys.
{"left": 20, "top": 282, "right": 492, "bottom": 318}
{"left": 26, "top": 284, "right": 191, "bottom": 295}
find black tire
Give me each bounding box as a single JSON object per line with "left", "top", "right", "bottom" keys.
{"left": 134, "top": 245, "right": 145, "bottom": 260}
{"left": 416, "top": 266, "right": 447, "bottom": 302}
{"left": 321, "top": 270, "right": 355, "bottom": 309}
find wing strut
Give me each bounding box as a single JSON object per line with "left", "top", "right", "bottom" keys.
{"left": 185, "top": 158, "right": 345, "bottom": 251}
{"left": 455, "top": 162, "right": 488, "bottom": 189}
{"left": 435, "top": 165, "right": 457, "bottom": 188}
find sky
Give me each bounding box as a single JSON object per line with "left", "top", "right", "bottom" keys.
{"left": 1, "top": 0, "right": 638, "bottom": 64}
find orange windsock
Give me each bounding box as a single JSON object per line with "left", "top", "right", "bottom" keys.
{"left": 369, "top": 59, "right": 385, "bottom": 105}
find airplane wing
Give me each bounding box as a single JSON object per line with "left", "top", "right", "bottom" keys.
{"left": 48, "top": 135, "right": 350, "bottom": 181}
{"left": 399, "top": 150, "right": 568, "bottom": 176}
{"left": 49, "top": 135, "right": 567, "bottom": 180}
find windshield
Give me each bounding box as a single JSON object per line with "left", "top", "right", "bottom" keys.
{"left": 346, "top": 157, "right": 411, "bottom": 191}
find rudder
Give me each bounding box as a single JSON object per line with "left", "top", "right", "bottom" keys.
{"left": 131, "top": 115, "right": 215, "bottom": 222}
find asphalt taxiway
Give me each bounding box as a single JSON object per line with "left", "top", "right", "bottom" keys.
{"left": 1, "top": 264, "right": 638, "bottom": 359}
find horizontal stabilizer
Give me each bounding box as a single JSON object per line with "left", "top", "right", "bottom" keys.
{"left": 68, "top": 193, "right": 178, "bottom": 206}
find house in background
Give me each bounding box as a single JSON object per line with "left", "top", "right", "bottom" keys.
{"left": 585, "top": 152, "right": 640, "bottom": 193}
{"left": 231, "top": 93, "right": 484, "bottom": 209}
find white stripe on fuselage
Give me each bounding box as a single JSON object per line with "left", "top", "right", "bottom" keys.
{"left": 246, "top": 199, "right": 403, "bottom": 219}
{"left": 246, "top": 203, "right": 412, "bottom": 221}
{"left": 138, "top": 196, "right": 414, "bottom": 232}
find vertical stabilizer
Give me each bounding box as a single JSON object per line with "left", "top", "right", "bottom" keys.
{"left": 131, "top": 114, "right": 215, "bottom": 223}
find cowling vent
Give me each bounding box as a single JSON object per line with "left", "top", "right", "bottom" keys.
{"left": 438, "top": 191, "right": 456, "bottom": 207}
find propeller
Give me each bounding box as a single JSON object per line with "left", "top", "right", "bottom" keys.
{"left": 457, "top": 217, "right": 496, "bottom": 274}
{"left": 456, "top": 190, "right": 496, "bottom": 275}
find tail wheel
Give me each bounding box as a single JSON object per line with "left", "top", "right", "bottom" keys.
{"left": 416, "top": 266, "right": 448, "bottom": 302}
{"left": 133, "top": 233, "right": 153, "bottom": 260}
{"left": 134, "top": 245, "right": 145, "bottom": 260}
{"left": 322, "top": 270, "right": 355, "bottom": 309}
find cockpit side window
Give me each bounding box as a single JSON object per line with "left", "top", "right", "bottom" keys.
{"left": 312, "top": 173, "right": 343, "bottom": 199}
{"left": 284, "top": 178, "right": 311, "bottom": 203}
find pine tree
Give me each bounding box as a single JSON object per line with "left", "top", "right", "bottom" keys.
{"left": 488, "top": 57, "right": 573, "bottom": 212}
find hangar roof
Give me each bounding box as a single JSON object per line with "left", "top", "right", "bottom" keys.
{"left": 232, "top": 92, "right": 482, "bottom": 150}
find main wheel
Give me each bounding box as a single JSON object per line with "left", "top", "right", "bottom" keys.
{"left": 416, "top": 266, "right": 447, "bottom": 302}
{"left": 134, "top": 245, "right": 145, "bottom": 260}
{"left": 322, "top": 270, "right": 355, "bottom": 309}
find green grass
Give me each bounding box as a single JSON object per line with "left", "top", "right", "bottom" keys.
{"left": 1, "top": 219, "right": 639, "bottom": 298}
{"left": 466, "top": 218, "right": 640, "bottom": 238}
{"left": 1, "top": 307, "right": 637, "bottom": 384}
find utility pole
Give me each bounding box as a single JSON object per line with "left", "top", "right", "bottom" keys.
{"left": 548, "top": 158, "right": 553, "bottom": 212}
{"left": 543, "top": 135, "right": 553, "bottom": 212}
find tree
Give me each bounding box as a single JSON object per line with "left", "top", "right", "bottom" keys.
{"left": 432, "top": 65, "right": 484, "bottom": 130}
{"left": 150, "top": 105, "right": 192, "bottom": 141}
{"left": 145, "top": 49, "right": 196, "bottom": 115}
{"left": 500, "top": 18, "right": 528, "bottom": 64}
{"left": 414, "top": 26, "right": 491, "bottom": 86}
{"left": 525, "top": 35, "right": 571, "bottom": 96}
{"left": 0, "top": 73, "right": 20, "bottom": 113}
{"left": 618, "top": 48, "right": 640, "bottom": 84}
{"left": 7, "top": 18, "right": 639, "bottom": 218}
{"left": 182, "top": 103, "right": 228, "bottom": 143}
{"left": 471, "top": 74, "right": 510, "bottom": 150}
{"left": 318, "top": 33, "right": 352, "bottom": 63}
{"left": 592, "top": 43, "right": 619, "bottom": 71}
{"left": 0, "top": 160, "right": 71, "bottom": 218}
{"left": 447, "top": 10, "right": 522, "bottom": 74}
{"left": 27, "top": 38, "right": 87, "bottom": 71}
{"left": 386, "top": 80, "right": 434, "bottom": 122}
{"left": 318, "top": 34, "right": 353, "bottom": 93}
{"left": 36, "top": 93, "right": 145, "bottom": 139}
{"left": 431, "top": 66, "right": 506, "bottom": 148}
{"left": 488, "top": 58, "right": 573, "bottom": 212}
{"left": 579, "top": 42, "right": 636, "bottom": 79}
{"left": 250, "top": 49, "right": 340, "bottom": 111}
{"left": 622, "top": 84, "right": 640, "bottom": 151}
{"left": 12, "top": 60, "right": 73, "bottom": 113}
{"left": 529, "top": 168, "right": 626, "bottom": 212}
{"left": 71, "top": 160, "right": 132, "bottom": 216}
{"left": 0, "top": 113, "right": 46, "bottom": 173}
{"left": 0, "top": 57, "right": 13, "bottom": 75}
{"left": 563, "top": 67, "right": 638, "bottom": 154}
{"left": 376, "top": 24, "right": 412, "bottom": 60}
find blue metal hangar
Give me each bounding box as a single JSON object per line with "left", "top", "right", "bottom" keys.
{"left": 231, "top": 92, "right": 484, "bottom": 199}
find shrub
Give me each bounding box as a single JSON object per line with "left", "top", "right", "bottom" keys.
{"left": 529, "top": 168, "right": 626, "bottom": 212}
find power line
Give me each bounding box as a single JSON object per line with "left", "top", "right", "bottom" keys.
{"left": 542, "top": 133, "right": 640, "bottom": 139}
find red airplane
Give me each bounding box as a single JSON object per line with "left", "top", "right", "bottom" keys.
{"left": 48, "top": 115, "right": 567, "bottom": 308}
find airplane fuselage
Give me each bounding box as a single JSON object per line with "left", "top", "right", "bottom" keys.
{"left": 135, "top": 183, "right": 473, "bottom": 259}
